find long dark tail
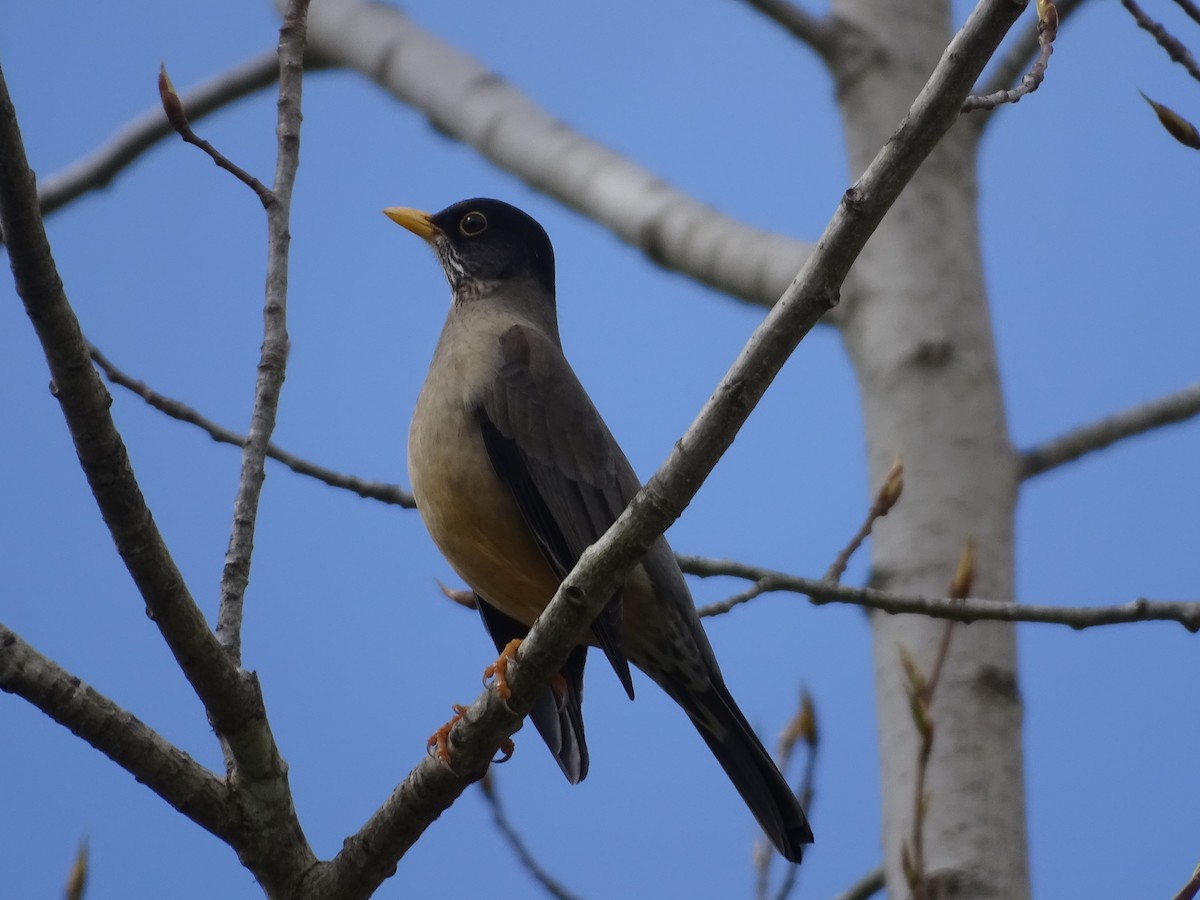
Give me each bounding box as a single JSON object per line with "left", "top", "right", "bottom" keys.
{"left": 634, "top": 547, "right": 813, "bottom": 861}
{"left": 667, "top": 675, "right": 814, "bottom": 862}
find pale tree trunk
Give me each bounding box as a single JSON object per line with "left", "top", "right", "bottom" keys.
{"left": 830, "top": 0, "right": 1029, "bottom": 895}
{"left": 295, "top": 0, "right": 1035, "bottom": 893}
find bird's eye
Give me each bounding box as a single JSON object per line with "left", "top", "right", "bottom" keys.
{"left": 459, "top": 211, "right": 488, "bottom": 236}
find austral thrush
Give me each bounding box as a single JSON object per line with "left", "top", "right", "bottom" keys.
{"left": 386, "top": 198, "right": 813, "bottom": 862}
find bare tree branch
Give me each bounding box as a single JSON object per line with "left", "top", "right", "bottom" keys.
{"left": 711, "top": 579, "right": 779, "bottom": 617}
{"left": 962, "top": 0, "right": 1057, "bottom": 113}
{"left": 899, "top": 543, "right": 975, "bottom": 900}
{"left": 37, "top": 51, "right": 281, "bottom": 219}
{"left": 681, "top": 556, "right": 1200, "bottom": 630}
{"left": 89, "top": 343, "right": 414, "bottom": 507}
{"left": 292, "top": 0, "right": 826, "bottom": 315}
{"left": 825, "top": 457, "right": 902, "bottom": 583}
{"left": 972, "top": 0, "right": 1088, "bottom": 110}
{"left": 1173, "top": 0, "right": 1200, "bottom": 27}
{"left": 158, "top": 64, "right": 274, "bottom": 206}
{"left": 1121, "top": 0, "right": 1200, "bottom": 82}
{"left": 94, "top": 339, "right": 1197, "bottom": 525}
{"left": 478, "top": 774, "right": 583, "bottom": 900}
{"left": 1172, "top": 862, "right": 1200, "bottom": 900}
{"left": 832, "top": 866, "right": 886, "bottom": 900}
{"left": 0, "top": 53, "right": 262, "bottom": 771}
{"left": 216, "top": 6, "right": 308, "bottom": 664}
{"left": 0, "top": 623, "right": 238, "bottom": 844}
{"left": 1, "top": 22, "right": 320, "bottom": 899}
{"left": 298, "top": 663, "right": 542, "bottom": 899}
{"left": 1018, "top": 383, "right": 1200, "bottom": 480}
{"left": 738, "top": 0, "right": 839, "bottom": 59}
{"left": 298, "top": 0, "right": 1031, "bottom": 891}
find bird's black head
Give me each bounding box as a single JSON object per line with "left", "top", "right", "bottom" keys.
{"left": 385, "top": 198, "right": 555, "bottom": 296}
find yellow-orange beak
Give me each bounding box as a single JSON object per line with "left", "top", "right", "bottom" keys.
{"left": 383, "top": 207, "right": 440, "bottom": 241}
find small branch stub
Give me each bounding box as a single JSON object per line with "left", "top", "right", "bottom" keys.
{"left": 825, "top": 455, "right": 904, "bottom": 584}
{"left": 962, "top": 0, "right": 1058, "bottom": 112}
{"left": 64, "top": 839, "right": 88, "bottom": 900}
{"left": 158, "top": 63, "right": 275, "bottom": 206}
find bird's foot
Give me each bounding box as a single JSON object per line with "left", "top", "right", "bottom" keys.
{"left": 494, "top": 736, "right": 515, "bottom": 765}
{"left": 427, "top": 703, "right": 468, "bottom": 770}
{"left": 426, "top": 703, "right": 517, "bottom": 770}
{"left": 483, "top": 638, "right": 523, "bottom": 701}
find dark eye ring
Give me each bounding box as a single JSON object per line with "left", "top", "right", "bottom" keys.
{"left": 459, "top": 211, "right": 488, "bottom": 236}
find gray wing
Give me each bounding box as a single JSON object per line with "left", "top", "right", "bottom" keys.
{"left": 477, "top": 324, "right": 641, "bottom": 698}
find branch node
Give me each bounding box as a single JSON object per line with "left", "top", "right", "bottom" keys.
{"left": 961, "top": 2, "right": 1057, "bottom": 112}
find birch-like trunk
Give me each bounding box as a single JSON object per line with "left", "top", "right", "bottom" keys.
{"left": 830, "top": 0, "right": 1030, "bottom": 894}
{"left": 295, "top": 0, "right": 1034, "bottom": 893}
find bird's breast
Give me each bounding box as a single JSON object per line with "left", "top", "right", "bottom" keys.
{"left": 409, "top": 365, "right": 558, "bottom": 627}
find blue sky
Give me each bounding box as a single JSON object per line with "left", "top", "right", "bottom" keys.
{"left": 2, "top": 1, "right": 1198, "bottom": 898}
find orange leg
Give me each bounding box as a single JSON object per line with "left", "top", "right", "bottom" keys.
{"left": 483, "top": 638, "right": 523, "bottom": 701}
{"left": 427, "top": 693, "right": 518, "bottom": 771}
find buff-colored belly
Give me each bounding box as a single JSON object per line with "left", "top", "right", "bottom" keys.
{"left": 410, "top": 391, "right": 558, "bottom": 628}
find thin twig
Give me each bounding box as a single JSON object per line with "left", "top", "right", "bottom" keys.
{"left": 825, "top": 457, "right": 903, "bottom": 583}
{"left": 923, "top": 620, "right": 957, "bottom": 702}
{"left": 901, "top": 542, "right": 974, "bottom": 900}
{"left": 925, "top": 542, "right": 974, "bottom": 688}
{"left": 710, "top": 455, "right": 898, "bottom": 621}
{"left": 1172, "top": 0, "right": 1200, "bottom": 27}
{"left": 34, "top": 51, "right": 281, "bottom": 220}
{"left": 102, "top": 341, "right": 1199, "bottom": 523}
{"left": 216, "top": 2, "right": 309, "bottom": 664}
{"left": 899, "top": 620, "right": 957, "bottom": 896}
{"left": 158, "top": 65, "right": 274, "bottom": 207}
{"left": 737, "top": 0, "right": 838, "bottom": 58}
{"left": 682, "top": 555, "right": 1200, "bottom": 631}
{"left": 908, "top": 632, "right": 955, "bottom": 892}
{"left": 962, "top": 0, "right": 1057, "bottom": 112}
{"left": 2, "top": 20, "right": 320, "bottom": 898}
{"left": 0, "top": 49, "right": 267, "bottom": 770}
{"left": 1121, "top": 0, "right": 1200, "bottom": 83}
{"left": 832, "top": 866, "right": 886, "bottom": 900}
{"left": 94, "top": 326, "right": 1197, "bottom": 507}
{"left": 1172, "top": 862, "right": 1200, "bottom": 900}
{"left": 478, "top": 773, "right": 583, "bottom": 900}
{"left": 90, "top": 345, "right": 406, "bottom": 503}
{"left": 0, "top": 623, "right": 237, "bottom": 843}
{"left": 88, "top": 344, "right": 414, "bottom": 506}
{"left": 1019, "top": 383, "right": 1200, "bottom": 480}
{"left": 972, "top": 0, "right": 1087, "bottom": 109}
{"left": 708, "top": 579, "right": 779, "bottom": 619}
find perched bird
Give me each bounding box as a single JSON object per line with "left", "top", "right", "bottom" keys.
{"left": 385, "top": 198, "right": 813, "bottom": 862}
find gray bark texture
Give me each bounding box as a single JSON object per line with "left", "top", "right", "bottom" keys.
{"left": 829, "top": 0, "right": 1029, "bottom": 894}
